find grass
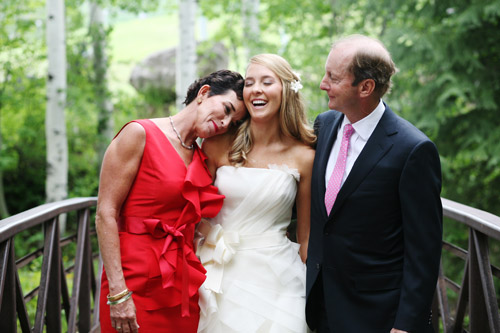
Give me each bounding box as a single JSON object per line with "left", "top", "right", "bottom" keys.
{"left": 108, "top": 13, "right": 179, "bottom": 93}
{"left": 110, "top": 14, "right": 179, "bottom": 63}
{"left": 107, "top": 12, "right": 225, "bottom": 94}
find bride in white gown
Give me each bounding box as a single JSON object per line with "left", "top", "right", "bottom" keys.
{"left": 197, "top": 54, "right": 316, "bottom": 332}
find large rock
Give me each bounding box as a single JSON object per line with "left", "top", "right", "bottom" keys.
{"left": 129, "top": 42, "right": 229, "bottom": 99}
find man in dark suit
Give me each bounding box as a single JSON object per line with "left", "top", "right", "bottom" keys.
{"left": 306, "top": 34, "right": 443, "bottom": 333}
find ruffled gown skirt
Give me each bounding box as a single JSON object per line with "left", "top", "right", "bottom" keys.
{"left": 198, "top": 165, "right": 308, "bottom": 332}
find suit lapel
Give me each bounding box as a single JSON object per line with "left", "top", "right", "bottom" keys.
{"left": 329, "top": 107, "right": 399, "bottom": 218}
{"left": 317, "top": 115, "right": 344, "bottom": 190}
{"left": 316, "top": 113, "right": 344, "bottom": 219}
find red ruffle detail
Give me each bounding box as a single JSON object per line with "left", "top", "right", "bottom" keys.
{"left": 179, "top": 147, "right": 225, "bottom": 225}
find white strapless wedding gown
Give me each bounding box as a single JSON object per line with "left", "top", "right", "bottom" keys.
{"left": 197, "top": 165, "right": 308, "bottom": 333}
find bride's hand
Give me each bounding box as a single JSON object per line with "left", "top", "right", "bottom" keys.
{"left": 194, "top": 219, "right": 212, "bottom": 254}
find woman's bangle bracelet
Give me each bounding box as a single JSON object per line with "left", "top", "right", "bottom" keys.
{"left": 107, "top": 291, "right": 133, "bottom": 305}
{"left": 107, "top": 288, "right": 129, "bottom": 302}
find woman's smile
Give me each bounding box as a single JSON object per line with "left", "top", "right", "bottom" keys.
{"left": 212, "top": 120, "right": 219, "bottom": 132}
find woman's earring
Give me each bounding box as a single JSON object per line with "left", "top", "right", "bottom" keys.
{"left": 197, "top": 98, "right": 202, "bottom": 104}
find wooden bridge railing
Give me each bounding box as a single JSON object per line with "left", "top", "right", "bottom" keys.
{"left": 436, "top": 198, "right": 500, "bottom": 333}
{"left": 0, "top": 197, "right": 99, "bottom": 333}
{"left": 0, "top": 196, "right": 500, "bottom": 332}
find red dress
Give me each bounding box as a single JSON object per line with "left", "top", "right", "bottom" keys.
{"left": 99, "top": 119, "right": 224, "bottom": 332}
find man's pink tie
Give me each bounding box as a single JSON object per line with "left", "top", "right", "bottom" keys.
{"left": 325, "top": 124, "right": 354, "bottom": 215}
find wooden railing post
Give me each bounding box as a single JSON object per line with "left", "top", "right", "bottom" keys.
{"left": 34, "top": 217, "right": 62, "bottom": 332}
{"left": 469, "top": 230, "right": 500, "bottom": 332}
{"left": 0, "top": 240, "right": 17, "bottom": 332}
{"left": 92, "top": 257, "right": 103, "bottom": 332}
{"left": 450, "top": 260, "right": 468, "bottom": 333}
{"left": 435, "top": 263, "right": 450, "bottom": 332}
{"left": 68, "top": 208, "right": 92, "bottom": 333}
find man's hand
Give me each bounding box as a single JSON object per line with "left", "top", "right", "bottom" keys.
{"left": 390, "top": 329, "right": 408, "bottom": 333}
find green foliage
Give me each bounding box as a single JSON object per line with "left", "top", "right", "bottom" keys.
{"left": 372, "top": 0, "right": 500, "bottom": 215}
{"left": 0, "top": 0, "right": 46, "bottom": 214}
{"left": 1, "top": 60, "right": 46, "bottom": 214}
{"left": 66, "top": 18, "right": 102, "bottom": 197}
{"left": 109, "top": 0, "right": 164, "bottom": 14}
{"left": 2, "top": 108, "right": 46, "bottom": 214}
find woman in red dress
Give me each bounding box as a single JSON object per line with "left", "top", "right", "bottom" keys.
{"left": 96, "top": 70, "right": 247, "bottom": 333}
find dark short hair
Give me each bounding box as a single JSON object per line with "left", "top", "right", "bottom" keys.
{"left": 333, "top": 35, "right": 398, "bottom": 97}
{"left": 183, "top": 69, "right": 244, "bottom": 105}
{"left": 349, "top": 49, "right": 397, "bottom": 97}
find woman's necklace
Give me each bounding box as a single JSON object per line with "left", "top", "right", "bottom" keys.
{"left": 169, "top": 116, "right": 194, "bottom": 150}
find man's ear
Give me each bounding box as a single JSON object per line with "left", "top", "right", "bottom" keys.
{"left": 358, "top": 79, "right": 376, "bottom": 98}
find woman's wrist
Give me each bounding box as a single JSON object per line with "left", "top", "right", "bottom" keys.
{"left": 107, "top": 274, "right": 127, "bottom": 294}
{"left": 107, "top": 290, "right": 133, "bottom": 305}
{"left": 107, "top": 288, "right": 129, "bottom": 302}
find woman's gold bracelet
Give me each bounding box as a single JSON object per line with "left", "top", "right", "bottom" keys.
{"left": 107, "top": 288, "right": 129, "bottom": 302}
{"left": 107, "top": 291, "right": 133, "bottom": 305}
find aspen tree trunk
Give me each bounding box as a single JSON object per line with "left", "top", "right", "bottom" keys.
{"left": 176, "top": 0, "right": 197, "bottom": 111}
{"left": 45, "top": 0, "right": 68, "bottom": 229}
{"left": 90, "top": 2, "right": 114, "bottom": 166}
{"left": 242, "top": 0, "right": 260, "bottom": 60}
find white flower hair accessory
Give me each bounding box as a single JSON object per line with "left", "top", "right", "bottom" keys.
{"left": 290, "top": 71, "right": 303, "bottom": 93}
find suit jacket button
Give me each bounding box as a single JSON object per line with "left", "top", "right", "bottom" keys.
{"left": 316, "top": 263, "right": 321, "bottom": 269}
{"left": 324, "top": 232, "right": 329, "bottom": 236}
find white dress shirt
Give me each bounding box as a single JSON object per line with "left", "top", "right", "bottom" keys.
{"left": 325, "top": 100, "right": 386, "bottom": 187}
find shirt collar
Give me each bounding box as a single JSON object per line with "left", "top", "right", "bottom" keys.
{"left": 341, "top": 99, "right": 385, "bottom": 141}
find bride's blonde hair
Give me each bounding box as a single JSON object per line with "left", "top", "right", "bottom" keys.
{"left": 228, "top": 54, "right": 316, "bottom": 166}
